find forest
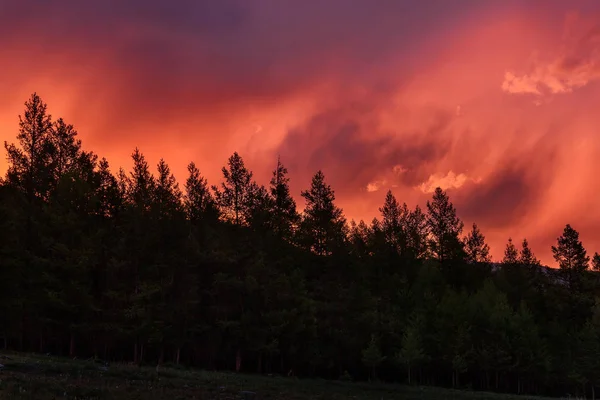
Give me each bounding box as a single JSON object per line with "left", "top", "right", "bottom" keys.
{"left": 1, "top": 93, "right": 600, "bottom": 399}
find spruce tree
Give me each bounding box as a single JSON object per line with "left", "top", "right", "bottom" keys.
{"left": 299, "top": 170, "right": 346, "bottom": 256}
{"left": 183, "top": 161, "right": 218, "bottom": 223}
{"left": 4, "top": 92, "right": 54, "bottom": 200}
{"left": 95, "top": 158, "right": 122, "bottom": 218}
{"left": 499, "top": 238, "right": 526, "bottom": 308}
{"left": 245, "top": 182, "right": 273, "bottom": 233}
{"left": 212, "top": 152, "right": 254, "bottom": 226}
{"left": 552, "top": 224, "right": 589, "bottom": 291}
{"left": 503, "top": 238, "right": 519, "bottom": 265}
{"left": 153, "top": 159, "right": 183, "bottom": 218}
{"left": 128, "top": 148, "right": 155, "bottom": 209}
{"left": 121, "top": 148, "right": 156, "bottom": 363}
{"left": 426, "top": 187, "right": 465, "bottom": 263}
{"left": 519, "top": 239, "right": 540, "bottom": 267}
{"left": 269, "top": 157, "right": 299, "bottom": 240}
{"left": 48, "top": 118, "right": 83, "bottom": 184}
{"left": 592, "top": 252, "right": 600, "bottom": 272}
{"left": 405, "top": 205, "right": 428, "bottom": 260}
{"left": 464, "top": 223, "right": 491, "bottom": 264}
{"left": 379, "top": 190, "right": 405, "bottom": 254}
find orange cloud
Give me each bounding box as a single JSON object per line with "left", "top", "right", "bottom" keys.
{"left": 418, "top": 171, "right": 481, "bottom": 194}
{"left": 502, "top": 12, "right": 600, "bottom": 98}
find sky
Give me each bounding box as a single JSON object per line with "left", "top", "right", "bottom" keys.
{"left": 1, "top": 0, "right": 600, "bottom": 266}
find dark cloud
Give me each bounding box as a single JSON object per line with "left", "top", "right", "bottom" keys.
{"left": 276, "top": 101, "right": 456, "bottom": 198}
{"left": 0, "top": 0, "right": 583, "bottom": 142}
{"left": 456, "top": 168, "right": 532, "bottom": 228}
{"left": 0, "top": 0, "right": 522, "bottom": 102}
{"left": 455, "top": 136, "right": 560, "bottom": 228}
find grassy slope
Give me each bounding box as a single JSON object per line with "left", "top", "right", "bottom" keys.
{"left": 0, "top": 353, "right": 555, "bottom": 400}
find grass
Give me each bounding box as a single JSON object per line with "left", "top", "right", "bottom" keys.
{"left": 0, "top": 352, "right": 556, "bottom": 400}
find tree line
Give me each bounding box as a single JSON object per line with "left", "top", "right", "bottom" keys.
{"left": 1, "top": 93, "right": 600, "bottom": 398}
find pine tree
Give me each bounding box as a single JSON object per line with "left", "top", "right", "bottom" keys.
{"left": 48, "top": 118, "right": 83, "bottom": 184}
{"left": 44, "top": 134, "right": 98, "bottom": 357}
{"left": 519, "top": 239, "right": 540, "bottom": 266}
{"left": 499, "top": 238, "right": 526, "bottom": 308}
{"left": 95, "top": 158, "right": 122, "bottom": 218}
{"left": 150, "top": 159, "right": 189, "bottom": 367}
{"left": 349, "top": 220, "right": 372, "bottom": 258}
{"left": 212, "top": 152, "right": 254, "bottom": 226}
{"left": 464, "top": 223, "right": 491, "bottom": 264}
{"left": 269, "top": 157, "right": 299, "bottom": 240}
{"left": 552, "top": 224, "right": 589, "bottom": 291}
{"left": 4, "top": 92, "right": 54, "bottom": 200}
{"left": 153, "top": 159, "right": 183, "bottom": 218}
{"left": 89, "top": 157, "right": 123, "bottom": 352}
{"left": 501, "top": 238, "right": 517, "bottom": 264}
{"left": 128, "top": 148, "right": 155, "bottom": 210}
{"left": 379, "top": 190, "right": 405, "bottom": 254}
{"left": 426, "top": 187, "right": 465, "bottom": 263}
{"left": 245, "top": 182, "right": 273, "bottom": 232}
{"left": 121, "top": 148, "right": 156, "bottom": 364}
{"left": 299, "top": 171, "right": 347, "bottom": 256}
{"left": 183, "top": 161, "right": 218, "bottom": 223}
{"left": 3, "top": 93, "right": 56, "bottom": 353}
{"left": 592, "top": 252, "right": 600, "bottom": 272}
{"left": 405, "top": 205, "right": 429, "bottom": 260}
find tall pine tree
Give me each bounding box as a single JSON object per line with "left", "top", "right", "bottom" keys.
{"left": 299, "top": 171, "right": 346, "bottom": 256}
{"left": 379, "top": 190, "right": 405, "bottom": 255}
{"left": 426, "top": 187, "right": 465, "bottom": 263}
{"left": 464, "top": 223, "right": 491, "bottom": 264}
{"left": 269, "top": 157, "right": 299, "bottom": 241}
{"left": 552, "top": 224, "right": 589, "bottom": 291}
{"left": 212, "top": 152, "right": 254, "bottom": 226}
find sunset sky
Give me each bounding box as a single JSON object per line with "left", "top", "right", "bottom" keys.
{"left": 2, "top": 0, "right": 600, "bottom": 266}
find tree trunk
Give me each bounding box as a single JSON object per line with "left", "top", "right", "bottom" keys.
{"left": 495, "top": 371, "right": 499, "bottom": 390}
{"left": 452, "top": 371, "right": 455, "bottom": 388}
{"left": 158, "top": 345, "right": 164, "bottom": 366}
{"left": 236, "top": 348, "right": 242, "bottom": 372}
{"left": 139, "top": 343, "right": 145, "bottom": 366}
{"left": 19, "top": 311, "right": 24, "bottom": 351}
{"left": 267, "top": 355, "right": 272, "bottom": 374}
{"left": 176, "top": 347, "right": 181, "bottom": 365}
{"left": 408, "top": 365, "right": 411, "bottom": 385}
{"left": 592, "top": 384, "right": 595, "bottom": 400}
{"left": 134, "top": 341, "right": 138, "bottom": 364}
{"left": 69, "top": 332, "right": 75, "bottom": 358}
{"left": 257, "top": 352, "right": 262, "bottom": 374}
